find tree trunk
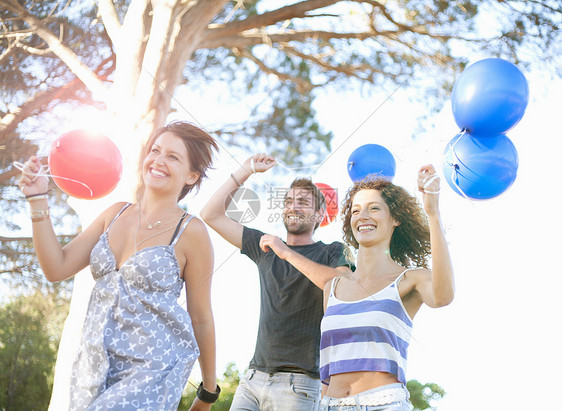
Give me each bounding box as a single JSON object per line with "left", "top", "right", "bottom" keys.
{"left": 48, "top": 1, "right": 228, "bottom": 408}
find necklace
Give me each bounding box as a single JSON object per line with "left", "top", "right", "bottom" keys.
{"left": 134, "top": 205, "right": 185, "bottom": 251}
{"left": 138, "top": 203, "right": 182, "bottom": 230}
{"left": 135, "top": 226, "right": 176, "bottom": 249}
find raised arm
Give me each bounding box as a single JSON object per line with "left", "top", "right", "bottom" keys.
{"left": 18, "top": 156, "right": 115, "bottom": 282}
{"left": 259, "top": 235, "right": 351, "bottom": 289}
{"left": 414, "top": 164, "right": 455, "bottom": 308}
{"left": 200, "top": 154, "right": 275, "bottom": 248}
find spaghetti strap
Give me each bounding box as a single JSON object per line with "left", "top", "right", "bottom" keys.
{"left": 393, "top": 268, "right": 412, "bottom": 286}
{"left": 106, "top": 203, "right": 131, "bottom": 232}
{"left": 330, "top": 276, "right": 343, "bottom": 297}
{"left": 169, "top": 214, "right": 194, "bottom": 246}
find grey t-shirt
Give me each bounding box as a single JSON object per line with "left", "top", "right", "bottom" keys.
{"left": 241, "top": 227, "right": 352, "bottom": 378}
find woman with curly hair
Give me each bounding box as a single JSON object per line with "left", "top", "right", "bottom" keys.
{"left": 319, "top": 164, "right": 454, "bottom": 410}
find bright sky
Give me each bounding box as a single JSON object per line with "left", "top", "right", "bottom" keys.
{"left": 164, "top": 66, "right": 562, "bottom": 410}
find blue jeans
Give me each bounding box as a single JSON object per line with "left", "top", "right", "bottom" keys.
{"left": 320, "top": 383, "right": 411, "bottom": 411}
{"left": 230, "top": 369, "right": 321, "bottom": 411}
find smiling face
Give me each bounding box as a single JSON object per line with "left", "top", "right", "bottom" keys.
{"left": 283, "top": 187, "right": 324, "bottom": 235}
{"left": 350, "top": 189, "right": 400, "bottom": 248}
{"left": 142, "top": 131, "right": 199, "bottom": 198}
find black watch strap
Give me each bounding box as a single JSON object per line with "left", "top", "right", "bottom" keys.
{"left": 197, "top": 382, "right": 221, "bottom": 403}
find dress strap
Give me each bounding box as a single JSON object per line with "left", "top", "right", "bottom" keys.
{"left": 169, "top": 213, "right": 194, "bottom": 246}
{"left": 106, "top": 203, "right": 132, "bottom": 232}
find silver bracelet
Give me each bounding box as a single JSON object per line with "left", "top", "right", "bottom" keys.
{"left": 30, "top": 209, "right": 50, "bottom": 219}
{"left": 231, "top": 173, "right": 242, "bottom": 187}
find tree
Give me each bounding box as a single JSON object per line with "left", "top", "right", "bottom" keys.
{"left": 407, "top": 379, "right": 446, "bottom": 410}
{"left": 1, "top": 0, "right": 560, "bottom": 277}
{"left": 2, "top": 0, "right": 560, "bottom": 274}
{"left": 0, "top": 0, "right": 559, "bottom": 408}
{"left": 177, "top": 363, "right": 446, "bottom": 410}
{"left": 179, "top": 362, "right": 241, "bottom": 410}
{"left": 1, "top": 0, "right": 560, "bottom": 168}
{"left": 0, "top": 291, "right": 70, "bottom": 410}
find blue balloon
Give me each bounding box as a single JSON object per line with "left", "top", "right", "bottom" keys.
{"left": 452, "top": 58, "right": 529, "bottom": 135}
{"left": 442, "top": 132, "right": 518, "bottom": 200}
{"left": 347, "top": 144, "right": 396, "bottom": 182}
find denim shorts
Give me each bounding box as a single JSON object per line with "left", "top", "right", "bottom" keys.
{"left": 230, "top": 368, "right": 321, "bottom": 411}
{"left": 320, "top": 383, "right": 411, "bottom": 411}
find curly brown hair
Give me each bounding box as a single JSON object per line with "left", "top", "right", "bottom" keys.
{"left": 341, "top": 178, "right": 431, "bottom": 268}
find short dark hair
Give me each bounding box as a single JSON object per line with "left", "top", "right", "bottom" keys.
{"left": 288, "top": 177, "right": 326, "bottom": 230}
{"left": 341, "top": 178, "right": 431, "bottom": 268}
{"left": 139, "top": 121, "right": 219, "bottom": 201}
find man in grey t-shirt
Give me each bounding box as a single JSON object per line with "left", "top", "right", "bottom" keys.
{"left": 201, "top": 153, "right": 352, "bottom": 410}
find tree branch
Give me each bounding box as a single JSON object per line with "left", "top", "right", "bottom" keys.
{"left": 280, "top": 43, "right": 388, "bottom": 81}
{"left": 0, "top": 235, "right": 32, "bottom": 242}
{"left": 0, "top": 54, "right": 114, "bottom": 142}
{"left": 200, "top": 29, "right": 374, "bottom": 49}
{"left": 203, "top": 0, "right": 341, "bottom": 40}
{"left": 98, "top": 0, "right": 122, "bottom": 46}
{"left": 1, "top": 1, "right": 110, "bottom": 102}
{"left": 354, "top": 0, "right": 430, "bottom": 35}
{"left": 109, "top": 0, "right": 150, "bottom": 101}
{"left": 237, "top": 47, "right": 313, "bottom": 93}
{"left": 517, "top": 0, "right": 562, "bottom": 14}
{"left": 0, "top": 38, "right": 21, "bottom": 65}
{"left": 16, "top": 43, "right": 53, "bottom": 56}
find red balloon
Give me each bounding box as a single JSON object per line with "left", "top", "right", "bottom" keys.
{"left": 48, "top": 129, "right": 123, "bottom": 199}
{"left": 315, "top": 182, "right": 339, "bottom": 227}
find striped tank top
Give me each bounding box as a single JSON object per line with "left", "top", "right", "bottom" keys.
{"left": 319, "top": 270, "right": 413, "bottom": 385}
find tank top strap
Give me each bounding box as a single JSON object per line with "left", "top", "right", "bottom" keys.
{"left": 169, "top": 213, "right": 194, "bottom": 246}
{"left": 393, "top": 268, "right": 411, "bottom": 286}
{"left": 106, "top": 203, "right": 132, "bottom": 232}
{"left": 330, "top": 276, "right": 343, "bottom": 298}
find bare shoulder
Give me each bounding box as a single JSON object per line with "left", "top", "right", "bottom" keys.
{"left": 106, "top": 202, "right": 130, "bottom": 215}
{"left": 184, "top": 216, "right": 209, "bottom": 237}
{"left": 88, "top": 201, "right": 131, "bottom": 232}
{"left": 178, "top": 216, "right": 212, "bottom": 250}
{"left": 403, "top": 268, "right": 431, "bottom": 281}
{"left": 399, "top": 268, "right": 431, "bottom": 295}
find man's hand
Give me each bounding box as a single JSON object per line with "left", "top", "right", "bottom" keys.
{"left": 259, "top": 234, "right": 292, "bottom": 260}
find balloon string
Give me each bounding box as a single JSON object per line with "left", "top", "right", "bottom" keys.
{"left": 13, "top": 161, "right": 94, "bottom": 197}
{"left": 440, "top": 131, "right": 473, "bottom": 202}
{"left": 442, "top": 128, "right": 466, "bottom": 159}
{"left": 274, "top": 161, "right": 324, "bottom": 173}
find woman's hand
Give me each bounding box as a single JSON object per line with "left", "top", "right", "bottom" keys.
{"left": 417, "top": 164, "right": 440, "bottom": 217}
{"left": 18, "top": 156, "right": 49, "bottom": 196}
{"left": 188, "top": 397, "right": 213, "bottom": 411}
